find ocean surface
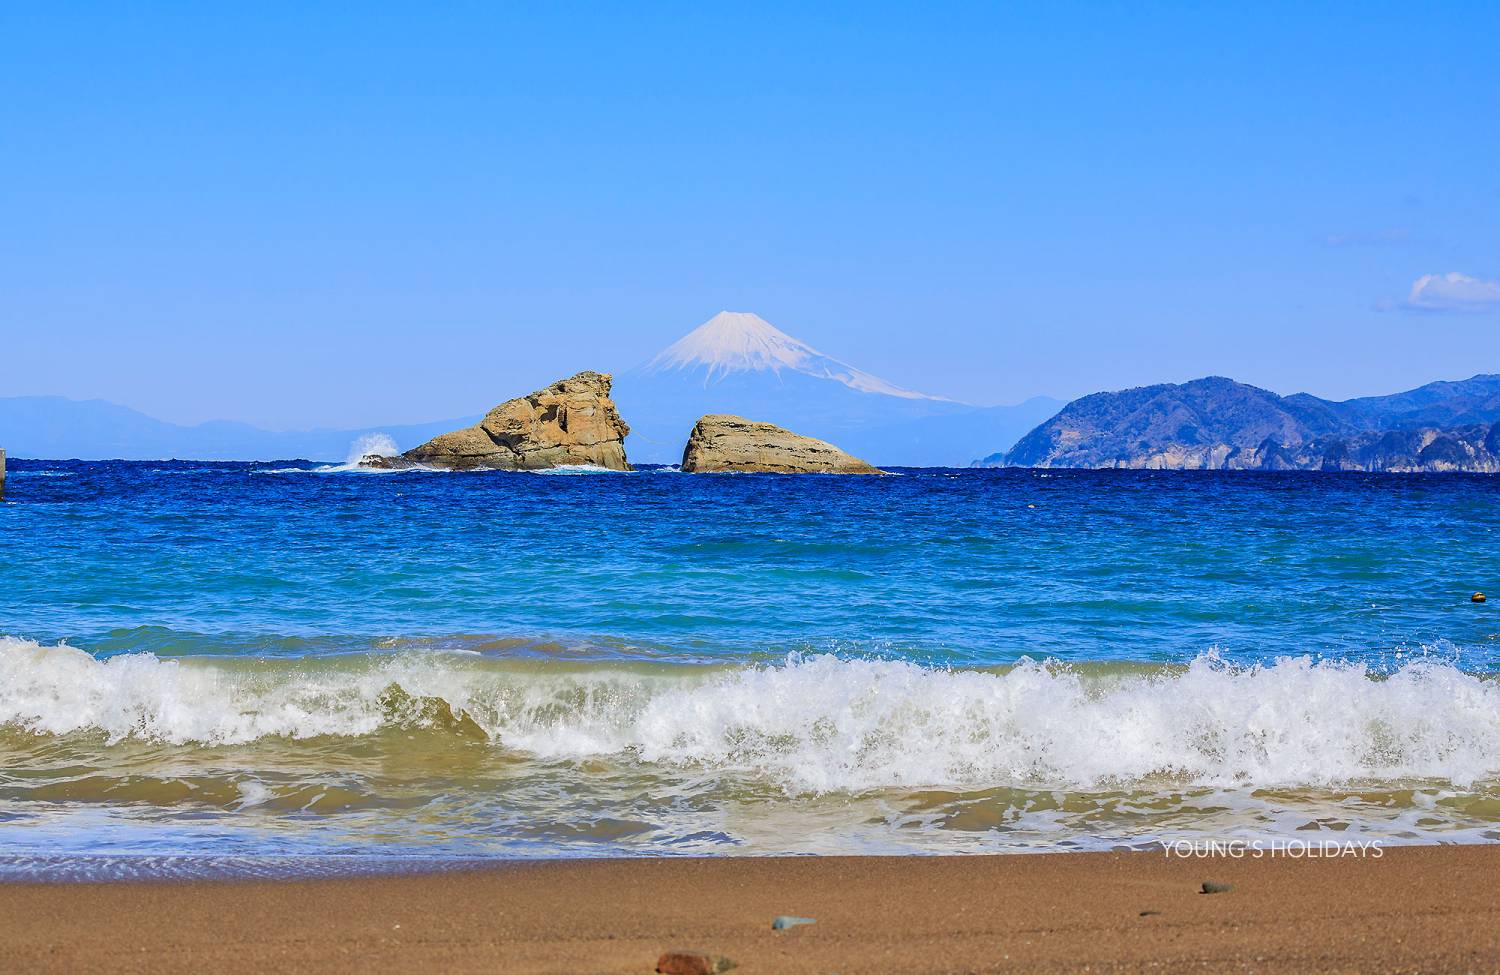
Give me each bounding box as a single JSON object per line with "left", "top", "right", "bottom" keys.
{"left": 3, "top": 458, "right": 1500, "bottom": 878}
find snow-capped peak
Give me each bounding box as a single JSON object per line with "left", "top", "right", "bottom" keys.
{"left": 643, "top": 311, "right": 941, "bottom": 400}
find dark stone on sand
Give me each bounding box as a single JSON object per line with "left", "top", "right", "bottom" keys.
{"left": 772, "top": 915, "right": 816, "bottom": 930}
{"left": 656, "top": 949, "right": 737, "bottom": 974}
{"left": 1200, "top": 881, "right": 1234, "bottom": 894}
{"left": 1139, "top": 910, "right": 1162, "bottom": 916}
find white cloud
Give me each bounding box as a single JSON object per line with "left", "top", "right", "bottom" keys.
{"left": 1404, "top": 272, "right": 1500, "bottom": 312}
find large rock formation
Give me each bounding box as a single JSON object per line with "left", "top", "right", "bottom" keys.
{"left": 680, "top": 414, "right": 884, "bottom": 474}
{"left": 363, "top": 372, "right": 631, "bottom": 471}
{"left": 984, "top": 374, "right": 1500, "bottom": 472}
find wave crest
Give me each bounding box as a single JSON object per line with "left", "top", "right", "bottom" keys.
{"left": 4, "top": 638, "right": 1499, "bottom": 792}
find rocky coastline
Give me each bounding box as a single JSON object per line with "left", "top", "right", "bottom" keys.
{"left": 987, "top": 374, "right": 1500, "bottom": 472}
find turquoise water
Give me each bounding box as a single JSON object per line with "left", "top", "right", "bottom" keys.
{"left": 3, "top": 460, "right": 1500, "bottom": 875}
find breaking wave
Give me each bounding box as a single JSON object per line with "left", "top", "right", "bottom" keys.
{"left": 344, "top": 432, "right": 399, "bottom": 465}
{"left": 5, "top": 637, "right": 1500, "bottom": 793}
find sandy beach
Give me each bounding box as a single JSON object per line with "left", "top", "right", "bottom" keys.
{"left": 4, "top": 845, "right": 1498, "bottom": 974}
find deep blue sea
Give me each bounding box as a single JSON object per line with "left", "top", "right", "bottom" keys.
{"left": 3, "top": 459, "right": 1500, "bottom": 877}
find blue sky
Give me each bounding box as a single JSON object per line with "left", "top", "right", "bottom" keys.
{"left": 2, "top": 2, "right": 1496, "bottom": 429}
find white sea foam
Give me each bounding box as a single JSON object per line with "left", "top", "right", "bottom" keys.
{"left": 531, "top": 464, "right": 629, "bottom": 475}
{"left": 261, "top": 433, "right": 417, "bottom": 473}
{"left": 345, "top": 432, "right": 399, "bottom": 465}
{"left": 4, "top": 637, "right": 1500, "bottom": 793}
{"left": 259, "top": 455, "right": 622, "bottom": 476}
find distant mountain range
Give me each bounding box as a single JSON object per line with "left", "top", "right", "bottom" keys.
{"left": 0, "top": 312, "right": 1058, "bottom": 465}
{"left": 981, "top": 374, "right": 1500, "bottom": 472}
{"left": 0, "top": 397, "right": 479, "bottom": 463}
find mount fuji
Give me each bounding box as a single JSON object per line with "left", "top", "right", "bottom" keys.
{"left": 643, "top": 311, "right": 940, "bottom": 401}
{"left": 612, "top": 312, "right": 1061, "bottom": 466}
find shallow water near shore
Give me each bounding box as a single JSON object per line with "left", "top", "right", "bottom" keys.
{"left": 3, "top": 460, "right": 1500, "bottom": 878}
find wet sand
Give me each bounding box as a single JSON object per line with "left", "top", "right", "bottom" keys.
{"left": 3, "top": 846, "right": 1498, "bottom": 974}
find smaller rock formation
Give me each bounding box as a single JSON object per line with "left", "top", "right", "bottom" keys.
{"left": 680, "top": 415, "right": 884, "bottom": 474}
{"left": 361, "top": 371, "right": 630, "bottom": 471}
